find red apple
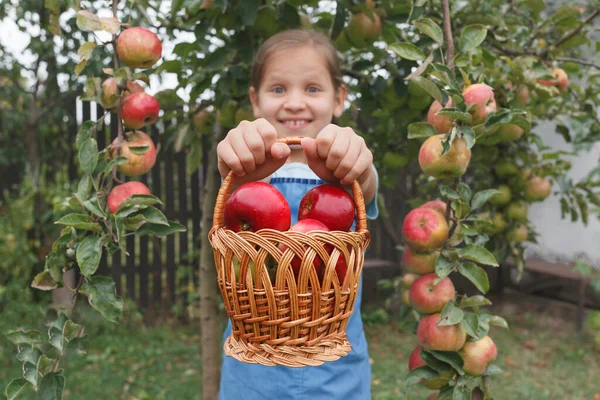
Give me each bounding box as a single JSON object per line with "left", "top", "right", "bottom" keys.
{"left": 537, "top": 68, "right": 568, "bottom": 93}
{"left": 110, "top": 131, "right": 157, "bottom": 177}
{"left": 280, "top": 219, "right": 329, "bottom": 279}
{"left": 120, "top": 92, "right": 160, "bottom": 129}
{"left": 101, "top": 78, "right": 144, "bottom": 109}
{"left": 107, "top": 181, "right": 151, "bottom": 214}
{"left": 524, "top": 176, "right": 551, "bottom": 201}
{"left": 402, "top": 247, "right": 439, "bottom": 275}
{"left": 298, "top": 184, "right": 355, "bottom": 231}
{"left": 417, "top": 313, "right": 467, "bottom": 351}
{"left": 402, "top": 208, "right": 449, "bottom": 252}
{"left": 427, "top": 100, "right": 453, "bottom": 134}
{"left": 409, "top": 273, "right": 456, "bottom": 314}
{"left": 223, "top": 182, "right": 291, "bottom": 232}
{"left": 419, "top": 134, "right": 471, "bottom": 179}
{"left": 460, "top": 335, "right": 498, "bottom": 376}
{"left": 462, "top": 83, "right": 497, "bottom": 125}
{"left": 401, "top": 272, "right": 419, "bottom": 288}
{"left": 116, "top": 27, "right": 162, "bottom": 69}
{"left": 420, "top": 199, "right": 447, "bottom": 215}
{"left": 408, "top": 346, "right": 427, "bottom": 370}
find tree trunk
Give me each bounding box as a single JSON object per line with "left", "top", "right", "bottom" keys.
{"left": 199, "top": 123, "right": 224, "bottom": 399}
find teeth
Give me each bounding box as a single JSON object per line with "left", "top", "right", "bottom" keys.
{"left": 284, "top": 120, "right": 308, "bottom": 126}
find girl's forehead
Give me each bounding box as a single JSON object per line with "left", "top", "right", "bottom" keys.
{"left": 262, "top": 46, "right": 330, "bottom": 81}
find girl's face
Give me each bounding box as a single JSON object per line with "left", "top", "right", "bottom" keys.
{"left": 249, "top": 45, "right": 347, "bottom": 139}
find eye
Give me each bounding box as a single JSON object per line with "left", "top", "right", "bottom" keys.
{"left": 272, "top": 86, "right": 284, "bottom": 94}
{"left": 307, "top": 86, "right": 319, "bottom": 93}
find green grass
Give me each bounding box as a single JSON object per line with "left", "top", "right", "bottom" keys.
{"left": 2, "top": 291, "right": 599, "bottom": 400}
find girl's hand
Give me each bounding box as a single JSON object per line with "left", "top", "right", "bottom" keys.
{"left": 216, "top": 118, "right": 290, "bottom": 183}
{"left": 301, "top": 125, "right": 376, "bottom": 201}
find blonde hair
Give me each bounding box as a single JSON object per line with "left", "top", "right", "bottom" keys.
{"left": 251, "top": 29, "right": 344, "bottom": 92}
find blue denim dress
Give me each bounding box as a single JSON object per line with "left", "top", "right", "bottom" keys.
{"left": 219, "top": 163, "right": 379, "bottom": 400}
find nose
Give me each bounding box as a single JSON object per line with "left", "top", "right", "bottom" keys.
{"left": 283, "top": 89, "right": 306, "bottom": 111}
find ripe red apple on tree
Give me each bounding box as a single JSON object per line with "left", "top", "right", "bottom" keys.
{"left": 419, "top": 134, "right": 472, "bottom": 179}
{"left": 401, "top": 272, "right": 419, "bottom": 288}
{"left": 409, "top": 273, "right": 456, "bottom": 314}
{"left": 420, "top": 199, "right": 447, "bottom": 215}
{"left": 427, "top": 100, "right": 453, "bottom": 134}
{"left": 402, "top": 246, "right": 439, "bottom": 275}
{"left": 460, "top": 335, "right": 498, "bottom": 376}
{"left": 417, "top": 313, "right": 467, "bottom": 351}
{"left": 110, "top": 131, "right": 157, "bottom": 177}
{"left": 462, "top": 83, "right": 497, "bottom": 125}
{"left": 402, "top": 208, "right": 449, "bottom": 252}
{"left": 107, "top": 181, "right": 151, "bottom": 214}
{"left": 298, "top": 184, "right": 355, "bottom": 231}
{"left": 116, "top": 27, "right": 162, "bottom": 69}
{"left": 223, "top": 182, "right": 291, "bottom": 232}
{"left": 537, "top": 68, "right": 568, "bottom": 93}
{"left": 120, "top": 92, "right": 160, "bottom": 129}
{"left": 524, "top": 176, "right": 551, "bottom": 201}
{"left": 279, "top": 218, "right": 329, "bottom": 279}
{"left": 101, "top": 78, "right": 144, "bottom": 109}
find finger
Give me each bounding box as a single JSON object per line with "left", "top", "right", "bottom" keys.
{"left": 217, "top": 140, "right": 245, "bottom": 177}
{"left": 300, "top": 137, "right": 319, "bottom": 162}
{"left": 334, "top": 136, "right": 362, "bottom": 180}
{"left": 242, "top": 127, "right": 266, "bottom": 166}
{"left": 316, "top": 126, "right": 336, "bottom": 160}
{"left": 230, "top": 131, "right": 256, "bottom": 174}
{"left": 325, "top": 132, "right": 351, "bottom": 171}
{"left": 341, "top": 149, "right": 373, "bottom": 185}
{"left": 255, "top": 118, "right": 278, "bottom": 147}
{"left": 269, "top": 142, "right": 291, "bottom": 160}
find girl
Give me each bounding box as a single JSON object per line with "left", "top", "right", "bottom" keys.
{"left": 216, "top": 29, "right": 379, "bottom": 399}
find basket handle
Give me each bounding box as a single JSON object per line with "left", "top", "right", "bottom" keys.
{"left": 212, "top": 136, "right": 368, "bottom": 232}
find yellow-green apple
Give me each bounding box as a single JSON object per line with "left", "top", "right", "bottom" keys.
{"left": 417, "top": 312, "right": 467, "bottom": 351}
{"left": 402, "top": 290, "right": 411, "bottom": 306}
{"left": 101, "top": 78, "right": 144, "bottom": 109}
{"left": 514, "top": 85, "right": 530, "bottom": 106}
{"left": 496, "top": 124, "right": 525, "bottom": 142}
{"left": 280, "top": 218, "right": 329, "bottom": 279}
{"left": 427, "top": 100, "right": 453, "bottom": 134}
{"left": 401, "top": 272, "right": 419, "bottom": 288}
{"left": 537, "top": 68, "right": 568, "bottom": 93}
{"left": 409, "top": 273, "right": 456, "bottom": 314}
{"left": 489, "top": 213, "right": 506, "bottom": 234}
{"left": 402, "top": 246, "right": 439, "bottom": 275}
{"left": 110, "top": 131, "right": 157, "bottom": 177}
{"left": 120, "top": 92, "right": 160, "bottom": 129}
{"left": 494, "top": 160, "right": 519, "bottom": 178}
{"left": 420, "top": 199, "right": 447, "bottom": 215}
{"left": 223, "top": 182, "right": 291, "bottom": 232}
{"left": 298, "top": 184, "right": 355, "bottom": 231}
{"left": 418, "top": 134, "right": 472, "bottom": 179}
{"left": 462, "top": 83, "right": 497, "bottom": 125}
{"left": 107, "top": 181, "right": 151, "bottom": 214}
{"left": 490, "top": 184, "right": 512, "bottom": 206}
{"left": 402, "top": 208, "right": 449, "bottom": 252}
{"left": 116, "top": 27, "right": 162, "bottom": 69}
{"left": 508, "top": 224, "right": 528, "bottom": 243}
{"left": 408, "top": 347, "right": 453, "bottom": 390}
{"left": 506, "top": 202, "right": 528, "bottom": 220}
{"left": 346, "top": 11, "right": 382, "bottom": 47}
{"left": 460, "top": 335, "right": 498, "bottom": 376}
{"left": 524, "top": 176, "right": 551, "bottom": 201}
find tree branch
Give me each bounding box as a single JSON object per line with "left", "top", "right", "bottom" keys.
{"left": 441, "top": 0, "right": 455, "bottom": 72}
{"left": 555, "top": 56, "right": 600, "bottom": 70}
{"left": 542, "top": 8, "right": 600, "bottom": 55}
{"left": 110, "top": 0, "right": 124, "bottom": 186}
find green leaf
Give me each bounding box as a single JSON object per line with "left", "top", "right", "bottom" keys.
{"left": 77, "top": 41, "right": 96, "bottom": 62}
{"left": 76, "top": 235, "right": 103, "bottom": 277}
{"left": 457, "top": 245, "right": 498, "bottom": 266}
{"left": 490, "top": 315, "right": 509, "bottom": 329}
{"left": 435, "top": 255, "right": 457, "bottom": 280}
{"left": 38, "top": 355, "right": 55, "bottom": 376}
{"left": 459, "top": 295, "right": 492, "bottom": 308}
{"left": 5, "top": 378, "right": 29, "bottom": 400}
{"left": 38, "top": 372, "right": 65, "bottom": 400}
{"left": 48, "top": 327, "right": 64, "bottom": 352}
{"left": 389, "top": 42, "right": 426, "bottom": 61}
{"left": 458, "top": 125, "right": 475, "bottom": 149}
{"left": 136, "top": 220, "right": 187, "bottom": 237}
{"left": 461, "top": 312, "right": 480, "bottom": 338}
{"left": 80, "top": 197, "right": 106, "bottom": 220}
{"left": 440, "top": 185, "right": 460, "bottom": 200}
{"left": 458, "top": 183, "right": 472, "bottom": 201}
{"left": 477, "top": 313, "right": 491, "bottom": 338}
{"left": 436, "top": 109, "right": 472, "bottom": 123}
{"left": 17, "top": 344, "right": 41, "bottom": 365}
{"left": 407, "top": 122, "right": 437, "bottom": 139}
{"left": 115, "top": 217, "right": 128, "bottom": 254}
{"left": 438, "top": 300, "right": 464, "bottom": 326}
{"left": 138, "top": 207, "right": 169, "bottom": 226}
{"left": 76, "top": 121, "right": 94, "bottom": 150}
{"left": 408, "top": 76, "right": 443, "bottom": 104}
{"left": 414, "top": 18, "right": 443, "bottom": 45}
{"left": 74, "top": 60, "right": 87, "bottom": 77}
{"left": 404, "top": 366, "right": 439, "bottom": 388}
{"left": 55, "top": 214, "right": 102, "bottom": 232}
{"left": 117, "top": 195, "right": 163, "bottom": 215}
{"left": 76, "top": 175, "right": 92, "bottom": 199}
{"left": 459, "top": 25, "right": 487, "bottom": 52}
{"left": 484, "top": 364, "right": 503, "bottom": 376}
{"left": 76, "top": 10, "right": 102, "bottom": 31}
{"left": 31, "top": 271, "right": 59, "bottom": 291}
{"left": 427, "top": 350, "right": 465, "bottom": 373}
{"left": 99, "top": 16, "right": 120, "bottom": 34}
{"left": 78, "top": 138, "right": 98, "bottom": 175}
{"left": 471, "top": 189, "right": 501, "bottom": 210}
{"left": 420, "top": 350, "right": 454, "bottom": 373}
{"left": 452, "top": 384, "right": 473, "bottom": 400}
{"left": 23, "top": 362, "right": 38, "bottom": 388}
{"left": 458, "top": 262, "right": 490, "bottom": 293}
{"left": 102, "top": 156, "right": 128, "bottom": 176}
{"left": 6, "top": 330, "right": 45, "bottom": 345}
{"left": 79, "top": 276, "right": 123, "bottom": 324}
{"left": 63, "top": 321, "right": 83, "bottom": 342}
{"left": 241, "top": 0, "right": 260, "bottom": 25}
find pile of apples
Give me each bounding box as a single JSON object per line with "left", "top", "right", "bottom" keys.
{"left": 222, "top": 182, "right": 356, "bottom": 284}
{"left": 102, "top": 27, "right": 163, "bottom": 213}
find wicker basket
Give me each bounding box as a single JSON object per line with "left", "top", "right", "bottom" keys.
{"left": 209, "top": 136, "right": 371, "bottom": 367}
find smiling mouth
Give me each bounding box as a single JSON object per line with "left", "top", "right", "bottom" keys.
{"left": 279, "top": 119, "right": 312, "bottom": 128}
